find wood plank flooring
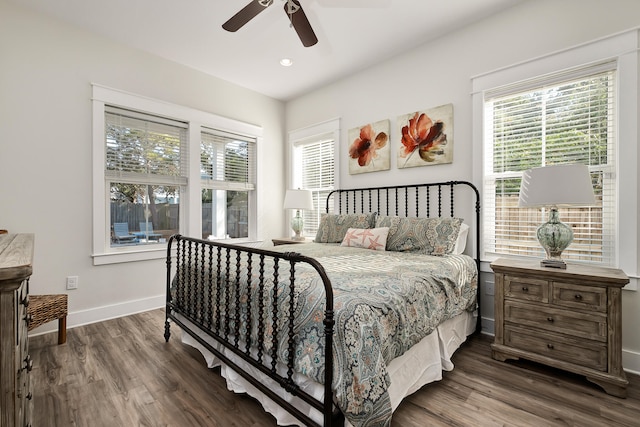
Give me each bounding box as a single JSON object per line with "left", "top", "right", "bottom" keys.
{"left": 30, "top": 308, "right": 640, "bottom": 426}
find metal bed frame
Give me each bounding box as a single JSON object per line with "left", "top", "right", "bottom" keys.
{"left": 164, "top": 181, "right": 481, "bottom": 427}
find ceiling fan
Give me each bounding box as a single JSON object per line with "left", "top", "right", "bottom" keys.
{"left": 222, "top": 0, "right": 318, "bottom": 47}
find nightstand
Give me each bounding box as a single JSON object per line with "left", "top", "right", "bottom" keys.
{"left": 490, "top": 257, "right": 629, "bottom": 397}
{"left": 272, "top": 237, "right": 312, "bottom": 246}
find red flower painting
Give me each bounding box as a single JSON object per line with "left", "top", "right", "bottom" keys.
{"left": 399, "top": 109, "right": 449, "bottom": 167}
{"left": 349, "top": 124, "right": 389, "bottom": 167}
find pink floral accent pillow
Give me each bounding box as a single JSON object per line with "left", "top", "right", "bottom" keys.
{"left": 340, "top": 227, "right": 390, "bottom": 251}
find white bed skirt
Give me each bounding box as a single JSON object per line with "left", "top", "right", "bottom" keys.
{"left": 175, "top": 310, "right": 476, "bottom": 426}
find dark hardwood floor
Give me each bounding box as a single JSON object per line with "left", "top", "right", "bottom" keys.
{"left": 30, "top": 308, "right": 639, "bottom": 426}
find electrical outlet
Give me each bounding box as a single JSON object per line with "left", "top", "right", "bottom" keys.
{"left": 66, "top": 276, "right": 78, "bottom": 290}
{"left": 485, "top": 281, "right": 494, "bottom": 296}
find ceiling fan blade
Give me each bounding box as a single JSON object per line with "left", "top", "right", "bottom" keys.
{"left": 222, "top": 0, "right": 273, "bottom": 32}
{"left": 284, "top": 0, "right": 318, "bottom": 47}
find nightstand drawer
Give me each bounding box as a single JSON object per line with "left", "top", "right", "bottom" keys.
{"left": 504, "top": 275, "right": 549, "bottom": 303}
{"left": 505, "top": 326, "right": 607, "bottom": 371}
{"left": 552, "top": 282, "right": 607, "bottom": 312}
{"left": 505, "top": 300, "right": 607, "bottom": 342}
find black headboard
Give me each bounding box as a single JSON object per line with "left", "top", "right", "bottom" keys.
{"left": 326, "top": 180, "right": 482, "bottom": 333}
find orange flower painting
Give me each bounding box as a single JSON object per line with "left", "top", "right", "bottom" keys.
{"left": 348, "top": 119, "right": 390, "bottom": 174}
{"left": 397, "top": 104, "right": 453, "bottom": 168}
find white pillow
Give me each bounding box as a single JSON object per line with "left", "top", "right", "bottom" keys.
{"left": 340, "top": 227, "right": 389, "bottom": 251}
{"left": 452, "top": 223, "right": 470, "bottom": 255}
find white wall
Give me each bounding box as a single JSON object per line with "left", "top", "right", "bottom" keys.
{"left": 285, "top": 0, "right": 640, "bottom": 373}
{"left": 0, "top": 2, "right": 286, "bottom": 329}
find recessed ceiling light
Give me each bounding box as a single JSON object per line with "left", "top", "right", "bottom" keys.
{"left": 280, "top": 58, "right": 293, "bottom": 67}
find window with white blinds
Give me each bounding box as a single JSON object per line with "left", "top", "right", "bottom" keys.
{"left": 201, "top": 129, "right": 256, "bottom": 239}
{"left": 483, "top": 64, "right": 616, "bottom": 265}
{"left": 105, "top": 107, "right": 187, "bottom": 247}
{"left": 93, "top": 84, "right": 264, "bottom": 263}
{"left": 295, "top": 137, "right": 335, "bottom": 237}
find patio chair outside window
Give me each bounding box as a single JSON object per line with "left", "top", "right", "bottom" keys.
{"left": 113, "top": 223, "right": 137, "bottom": 243}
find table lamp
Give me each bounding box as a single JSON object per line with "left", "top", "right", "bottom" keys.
{"left": 283, "top": 189, "right": 314, "bottom": 240}
{"left": 518, "top": 164, "right": 596, "bottom": 269}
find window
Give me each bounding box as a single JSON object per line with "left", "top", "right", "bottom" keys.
{"left": 296, "top": 138, "right": 335, "bottom": 236}
{"left": 473, "top": 30, "right": 638, "bottom": 286}
{"left": 106, "top": 107, "right": 187, "bottom": 248}
{"left": 289, "top": 119, "right": 339, "bottom": 238}
{"left": 201, "top": 129, "right": 256, "bottom": 240}
{"left": 92, "top": 84, "right": 263, "bottom": 264}
{"left": 483, "top": 65, "right": 616, "bottom": 265}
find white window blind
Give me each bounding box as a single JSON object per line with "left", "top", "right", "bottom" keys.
{"left": 105, "top": 106, "right": 187, "bottom": 248}
{"left": 105, "top": 107, "right": 188, "bottom": 186}
{"left": 483, "top": 64, "right": 616, "bottom": 265}
{"left": 201, "top": 129, "right": 256, "bottom": 240}
{"left": 201, "top": 129, "right": 256, "bottom": 191}
{"left": 297, "top": 137, "right": 335, "bottom": 236}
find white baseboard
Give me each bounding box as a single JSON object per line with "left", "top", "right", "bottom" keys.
{"left": 623, "top": 348, "right": 640, "bottom": 375}
{"left": 28, "top": 294, "right": 165, "bottom": 337}
{"left": 480, "top": 316, "right": 495, "bottom": 336}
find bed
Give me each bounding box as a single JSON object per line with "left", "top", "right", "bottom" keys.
{"left": 164, "top": 181, "right": 481, "bottom": 427}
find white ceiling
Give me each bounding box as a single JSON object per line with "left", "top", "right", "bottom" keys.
{"left": 11, "top": 0, "right": 526, "bottom": 101}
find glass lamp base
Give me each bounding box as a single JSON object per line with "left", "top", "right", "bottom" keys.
{"left": 290, "top": 210, "right": 304, "bottom": 240}
{"left": 537, "top": 207, "right": 573, "bottom": 269}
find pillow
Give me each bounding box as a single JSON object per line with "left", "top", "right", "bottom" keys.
{"left": 340, "top": 227, "right": 389, "bottom": 251}
{"left": 314, "top": 213, "right": 376, "bottom": 243}
{"left": 452, "top": 223, "right": 470, "bottom": 255}
{"left": 375, "top": 216, "right": 463, "bottom": 255}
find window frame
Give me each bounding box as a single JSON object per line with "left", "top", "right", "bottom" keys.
{"left": 200, "top": 128, "right": 257, "bottom": 240}
{"left": 471, "top": 29, "right": 638, "bottom": 290}
{"left": 483, "top": 65, "right": 617, "bottom": 264}
{"left": 105, "top": 106, "right": 188, "bottom": 251}
{"left": 288, "top": 119, "right": 340, "bottom": 238}
{"left": 92, "top": 84, "right": 263, "bottom": 265}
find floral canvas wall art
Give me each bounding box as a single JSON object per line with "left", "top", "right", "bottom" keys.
{"left": 348, "top": 119, "right": 390, "bottom": 174}
{"left": 397, "top": 103, "right": 453, "bottom": 168}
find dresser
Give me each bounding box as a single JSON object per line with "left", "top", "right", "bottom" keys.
{"left": 490, "top": 257, "right": 629, "bottom": 398}
{"left": 0, "top": 234, "right": 34, "bottom": 426}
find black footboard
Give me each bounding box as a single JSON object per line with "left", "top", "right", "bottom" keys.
{"left": 164, "top": 236, "right": 341, "bottom": 427}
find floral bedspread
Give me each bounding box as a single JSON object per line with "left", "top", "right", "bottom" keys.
{"left": 175, "top": 243, "right": 477, "bottom": 427}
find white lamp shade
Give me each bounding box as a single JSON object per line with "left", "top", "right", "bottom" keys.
{"left": 518, "top": 164, "right": 596, "bottom": 208}
{"left": 283, "top": 189, "right": 314, "bottom": 211}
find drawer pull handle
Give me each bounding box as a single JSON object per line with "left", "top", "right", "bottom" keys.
{"left": 26, "top": 391, "right": 33, "bottom": 400}
{"left": 23, "top": 354, "right": 33, "bottom": 372}
{"left": 522, "top": 286, "right": 529, "bottom": 292}
{"left": 574, "top": 294, "right": 583, "bottom": 300}
{"left": 547, "top": 317, "right": 554, "bottom": 322}
{"left": 547, "top": 344, "right": 554, "bottom": 349}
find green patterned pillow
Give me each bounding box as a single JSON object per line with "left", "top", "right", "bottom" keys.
{"left": 375, "top": 216, "right": 463, "bottom": 255}
{"left": 314, "top": 213, "right": 376, "bottom": 243}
